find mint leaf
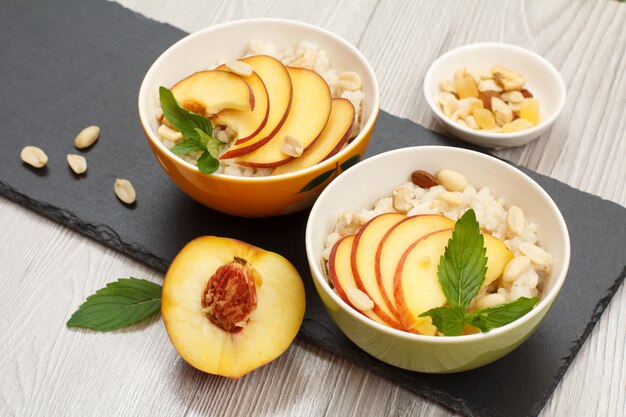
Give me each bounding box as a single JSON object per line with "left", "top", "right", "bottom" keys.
{"left": 196, "top": 128, "right": 222, "bottom": 158}
{"left": 419, "top": 306, "right": 465, "bottom": 336}
{"left": 170, "top": 137, "right": 206, "bottom": 155}
{"left": 196, "top": 150, "right": 219, "bottom": 174}
{"left": 466, "top": 297, "right": 539, "bottom": 332}
{"left": 159, "top": 86, "right": 212, "bottom": 139}
{"left": 438, "top": 209, "right": 487, "bottom": 308}
{"left": 159, "top": 87, "right": 223, "bottom": 174}
{"left": 66, "top": 278, "right": 162, "bottom": 332}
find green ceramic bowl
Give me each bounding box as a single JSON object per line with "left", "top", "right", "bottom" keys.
{"left": 305, "top": 146, "right": 570, "bottom": 373}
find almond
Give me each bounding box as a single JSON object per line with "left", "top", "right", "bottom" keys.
{"left": 479, "top": 91, "right": 500, "bottom": 110}
{"left": 520, "top": 88, "right": 534, "bottom": 98}
{"left": 411, "top": 170, "right": 438, "bottom": 188}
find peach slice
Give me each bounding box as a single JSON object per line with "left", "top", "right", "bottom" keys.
{"left": 394, "top": 229, "right": 514, "bottom": 334}
{"left": 272, "top": 98, "right": 355, "bottom": 175}
{"left": 235, "top": 67, "right": 332, "bottom": 168}
{"left": 162, "top": 236, "right": 305, "bottom": 379}
{"left": 351, "top": 213, "right": 407, "bottom": 328}
{"left": 375, "top": 215, "right": 454, "bottom": 320}
{"left": 328, "top": 235, "right": 388, "bottom": 326}
{"left": 212, "top": 61, "right": 270, "bottom": 143}
{"left": 220, "top": 56, "right": 293, "bottom": 158}
{"left": 171, "top": 70, "right": 254, "bottom": 116}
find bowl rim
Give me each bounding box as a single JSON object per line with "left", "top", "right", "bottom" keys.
{"left": 305, "top": 145, "right": 571, "bottom": 344}
{"left": 423, "top": 42, "right": 567, "bottom": 140}
{"left": 138, "top": 17, "right": 380, "bottom": 183}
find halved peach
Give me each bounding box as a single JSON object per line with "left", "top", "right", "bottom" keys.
{"left": 272, "top": 98, "right": 355, "bottom": 175}
{"left": 220, "top": 56, "right": 293, "bottom": 158}
{"left": 235, "top": 67, "right": 332, "bottom": 168}
{"left": 162, "top": 236, "right": 305, "bottom": 379}
{"left": 212, "top": 61, "right": 270, "bottom": 143}
{"left": 170, "top": 70, "right": 254, "bottom": 116}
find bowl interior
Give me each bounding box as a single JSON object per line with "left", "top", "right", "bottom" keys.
{"left": 307, "top": 146, "right": 570, "bottom": 338}
{"left": 138, "top": 18, "right": 379, "bottom": 174}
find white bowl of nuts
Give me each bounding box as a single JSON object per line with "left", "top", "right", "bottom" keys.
{"left": 423, "top": 43, "right": 566, "bottom": 149}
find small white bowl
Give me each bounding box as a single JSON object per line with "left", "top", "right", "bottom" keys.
{"left": 423, "top": 43, "right": 566, "bottom": 149}
{"left": 305, "top": 146, "right": 570, "bottom": 373}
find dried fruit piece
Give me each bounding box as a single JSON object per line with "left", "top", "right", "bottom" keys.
{"left": 202, "top": 257, "right": 257, "bottom": 333}
{"left": 519, "top": 99, "right": 540, "bottom": 125}
{"left": 455, "top": 75, "right": 479, "bottom": 99}
{"left": 114, "top": 178, "right": 136, "bottom": 205}
{"left": 501, "top": 118, "right": 533, "bottom": 133}
{"left": 472, "top": 107, "right": 496, "bottom": 129}
{"left": 411, "top": 170, "right": 438, "bottom": 188}
{"left": 492, "top": 66, "right": 526, "bottom": 91}
{"left": 67, "top": 154, "right": 87, "bottom": 174}
{"left": 20, "top": 146, "right": 48, "bottom": 168}
{"left": 74, "top": 125, "right": 101, "bottom": 149}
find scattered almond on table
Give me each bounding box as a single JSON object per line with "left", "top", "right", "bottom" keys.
{"left": 436, "top": 66, "right": 540, "bottom": 133}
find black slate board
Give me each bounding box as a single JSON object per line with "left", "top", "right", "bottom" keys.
{"left": 1, "top": 1, "right": 625, "bottom": 416}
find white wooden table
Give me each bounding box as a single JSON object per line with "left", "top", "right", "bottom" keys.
{"left": 1, "top": 1, "right": 625, "bottom": 416}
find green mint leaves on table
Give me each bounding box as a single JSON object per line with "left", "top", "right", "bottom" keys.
{"left": 419, "top": 209, "right": 538, "bottom": 336}
{"left": 159, "top": 86, "right": 222, "bottom": 174}
{"left": 67, "top": 278, "right": 162, "bottom": 332}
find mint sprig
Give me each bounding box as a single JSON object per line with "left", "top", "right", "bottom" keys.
{"left": 437, "top": 209, "right": 487, "bottom": 307}
{"left": 159, "top": 86, "right": 222, "bottom": 174}
{"left": 67, "top": 278, "right": 162, "bottom": 332}
{"left": 420, "top": 209, "right": 539, "bottom": 336}
{"left": 466, "top": 297, "right": 538, "bottom": 332}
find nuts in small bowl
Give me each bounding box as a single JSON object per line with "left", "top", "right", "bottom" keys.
{"left": 424, "top": 43, "right": 566, "bottom": 149}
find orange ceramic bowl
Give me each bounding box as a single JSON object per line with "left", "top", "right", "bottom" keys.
{"left": 138, "top": 19, "right": 380, "bottom": 217}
